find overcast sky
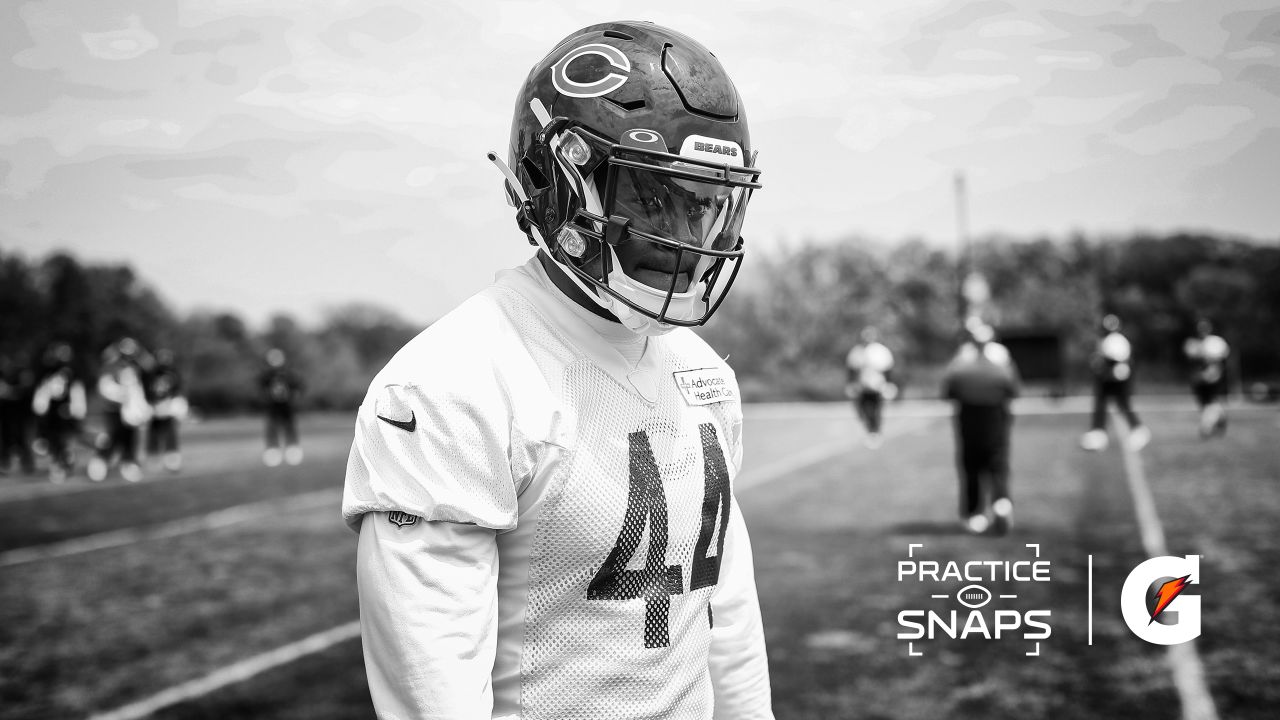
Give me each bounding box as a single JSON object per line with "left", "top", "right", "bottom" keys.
{"left": 2, "top": 0, "right": 1277, "bottom": 326}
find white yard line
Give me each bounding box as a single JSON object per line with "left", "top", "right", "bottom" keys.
{"left": 1116, "top": 422, "right": 1220, "bottom": 720}
{"left": 0, "top": 489, "right": 341, "bottom": 568}
{"left": 87, "top": 622, "right": 362, "bottom": 720}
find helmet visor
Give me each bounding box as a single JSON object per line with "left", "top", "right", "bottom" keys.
{"left": 611, "top": 162, "right": 749, "bottom": 252}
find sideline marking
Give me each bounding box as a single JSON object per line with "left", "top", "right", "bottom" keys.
{"left": 87, "top": 622, "right": 361, "bottom": 720}
{"left": 0, "top": 489, "right": 340, "bottom": 568}
{"left": 1116, "top": 422, "right": 1219, "bottom": 720}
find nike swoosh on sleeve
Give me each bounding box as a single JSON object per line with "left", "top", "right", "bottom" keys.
{"left": 376, "top": 412, "right": 416, "bottom": 432}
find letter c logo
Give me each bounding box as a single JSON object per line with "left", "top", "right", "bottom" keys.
{"left": 552, "top": 43, "right": 631, "bottom": 98}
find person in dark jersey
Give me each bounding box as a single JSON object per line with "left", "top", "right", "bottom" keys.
{"left": 941, "top": 319, "right": 1020, "bottom": 535}
{"left": 259, "top": 348, "right": 304, "bottom": 466}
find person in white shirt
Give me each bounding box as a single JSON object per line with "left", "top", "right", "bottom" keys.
{"left": 1183, "top": 318, "right": 1230, "bottom": 438}
{"left": 844, "top": 327, "right": 897, "bottom": 449}
{"left": 342, "top": 21, "right": 772, "bottom": 720}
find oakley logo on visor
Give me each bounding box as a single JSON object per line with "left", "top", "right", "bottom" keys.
{"left": 552, "top": 44, "right": 631, "bottom": 98}
{"left": 680, "top": 135, "right": 744, "bottom": 166}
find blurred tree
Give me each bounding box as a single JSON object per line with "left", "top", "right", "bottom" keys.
{"left": 0, "top": 252, "right": 43, "bottom": 359}
{"left": 181, "top": 312, "right": 260, "bottom": 412}
{"left": 6, "top": 236, "right": 1277, "bottom": 408}
{"left": 319, "top": 303, "right": 419, "bottom": 371}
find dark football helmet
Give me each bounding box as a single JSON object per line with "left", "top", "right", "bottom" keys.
{"left": 489, "top": 21, "right": 762, "bottom": 335}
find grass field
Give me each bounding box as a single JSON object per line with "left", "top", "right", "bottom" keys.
{"left": 1, "top": 400, "right": 1277, "bottom": 719}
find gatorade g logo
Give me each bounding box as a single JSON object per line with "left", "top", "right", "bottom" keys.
{"left": 552, "top": 44, "right": 630, "bottom": 98}
{"left": 1121, "top": 555, "right": 1202, "bottom": 645}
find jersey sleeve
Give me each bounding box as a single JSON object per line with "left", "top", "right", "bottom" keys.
{"left": 357, "top": 511, "right": 500, "bottom": 720}
{"left": 342, "top": 381, "right": 519, "bottom": 532}
{"left": 709, "top": 495, "right": 774, "bottom": 720}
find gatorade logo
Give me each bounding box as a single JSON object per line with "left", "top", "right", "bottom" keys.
{"left": 1121, "top": 555, "right": 1202, "bottom": 645}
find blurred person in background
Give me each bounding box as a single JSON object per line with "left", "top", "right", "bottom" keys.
{"left": 1080, "top": 314, "right": 1150, "bottom": 452}
{"left": 1183, "top": 318, "right": 1230, "bottom": 439}
{"left": 0, "top": 352, "right": 37, "bottom": 476}
{"left": 31, "top": 343, "right": 87, "bottom": 482}
{"left": 844, "top": 326, "right": 897, "bottom": 449}
{"left": 146, "top": 348, "right": 189, "bottom": 472}
{"left": 941, "top": 318, "right": 1020, "bottom": 535}
{"left": 259, "top": 347, "right": 304, "bottom": 467}
{"left": 88, "top": 337, "right": 153, "bottom": 483}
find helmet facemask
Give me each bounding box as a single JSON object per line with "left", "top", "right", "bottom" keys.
{"left": 540, "top": 122, "right": 761, "bottom": 335}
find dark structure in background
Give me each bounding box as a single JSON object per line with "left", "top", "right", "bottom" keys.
{"left": 995, "top": 327, "right": 1065, "bottom": 398}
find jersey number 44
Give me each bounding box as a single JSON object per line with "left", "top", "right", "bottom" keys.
{"left": 587, "top": 423, "right": 732, "bottom": 649}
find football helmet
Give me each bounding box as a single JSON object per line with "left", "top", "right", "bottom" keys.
{"left": 489, "top": 21, "right": 762, "bottom": 335}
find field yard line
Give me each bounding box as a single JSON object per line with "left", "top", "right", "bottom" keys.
{"left": 87, "top": 621, "right": 362, "bottom": 720}
{"left": 1117, "top": 423, "right": 1220, "bottom": 720}
{"left": 0, "top": 488, "right": 341, "bottom": 568}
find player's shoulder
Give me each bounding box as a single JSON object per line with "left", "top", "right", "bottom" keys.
{"left": 370, "top": 288, "right": 524, "bottom": 389}
{"left": 867, "top": 341, "right": 894, "bottom": 361}
{"left": 983, "top": 342, "right": 1012, "bottom": 367}
{"left": 662, "top": 328, "right": 735, "bottom": 375}
{"left": 846, "top": 344, "right": 864, "bottom": 366}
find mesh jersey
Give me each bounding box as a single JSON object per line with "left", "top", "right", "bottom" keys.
{"left": 342, "top": 257, "right": 772, "bottom": 720}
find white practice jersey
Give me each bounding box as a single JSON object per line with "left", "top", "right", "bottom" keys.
{"left": 342, "top": 257, "right": 773, "bottom": 720}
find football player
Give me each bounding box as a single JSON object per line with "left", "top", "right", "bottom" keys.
{"left": 1080, "top": 314, "right": 1150, "bottom": 452}
{"left": 844, "top": 326, "right": 897, "bottom": 449}
{"left": 0, "top": 353, "right": 37, "bottom": 476}
{"left": 342, "top": 21, "right": 772, "bottom": 720}
{"left": 1183, "top": 318, "right": 1229, "bottom": 438}
{"left": 88, "top": 338, "right": 153, "bottom": 482}
{"left": 259, "top": 348, "right": 304, "bottom": 467}
{"left": 32, "top": 343, "right": 88, "bottom": 482}
{"left": 941, "top": 319, "right": 1020, "bottom": 535}
{"left": 146, "top": 349, "right": 189, "bottom": 472}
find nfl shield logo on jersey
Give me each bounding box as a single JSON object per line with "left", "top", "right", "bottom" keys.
{"left": 386, "top": 511, "right": 420, "bottom": 528}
